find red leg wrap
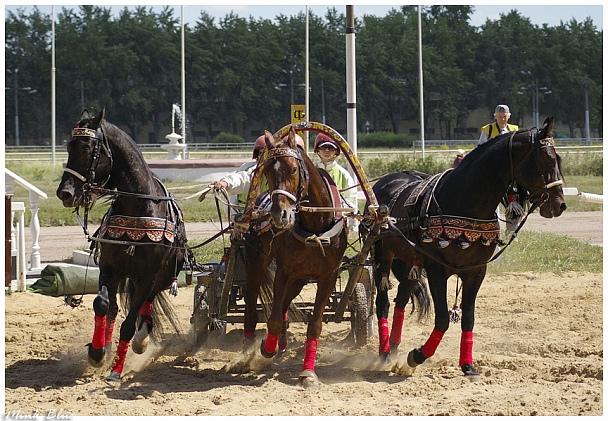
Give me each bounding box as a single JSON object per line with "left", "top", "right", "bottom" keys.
{"left": 140, "top": 301, "right": 153, "bottom": 324}
{"left": 301, "top": 337, "right": 319, "bottom": 372}
{"left": 263, "top": 333, "right": 279, "bottom": 354}
{"left": 111, "top": 339, "right": 130, "bottom": 374}
{"left": 378, "top": 317, "right": 390, "bottom": 354}
{"left": 389, "top": 307, "right": 406, "bottom": 345}
{"left": 244, "top": 331, "right": 255, "bottom": 338}
{"left": 104, "top": 318, "right": 115, "bottom": 347}
{"left": 459, "top": 331, "right": 474, "bottom": 366}
{"left": 421, "top": 328, "right": 445, "bottom": 358}
{"left": 92, "top": 315, "right": 106, "bottom": 350}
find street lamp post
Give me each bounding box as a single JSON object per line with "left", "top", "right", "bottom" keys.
{"left": 519, "top": 71, "right": 550, "bottom": 128}
{"left": 6, "top": 68, "right": 37, "bottom": 146}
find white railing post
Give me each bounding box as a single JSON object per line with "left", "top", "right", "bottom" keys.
{"left": 12, "top": 202, "right": 27, "bottom": 291}
{"left": 28, "top": 190, "right": 43, "bottom": 271}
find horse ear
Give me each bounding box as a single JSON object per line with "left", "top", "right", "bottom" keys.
{"left": 541, "top": 116, "right": 555, "bottom": 137}
{"left": 80, "top": 108, "right": 90, "bottom": 120}
{"left": 90, "top": 107, "right": 106, "bottom": 129}
{"left": 264, "top": 130, "right": 276, "bottom": 149}
{"left": 286, "top": 127, "right": 297, "bottom": 149}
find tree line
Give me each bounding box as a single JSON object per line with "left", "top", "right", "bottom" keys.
{"left": 4, "top": 5, "right": 603, "bottom": 145}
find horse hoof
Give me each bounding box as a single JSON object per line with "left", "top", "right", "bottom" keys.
{"left": 132, "top": 323, "right": 150, "bottom": 354}
{"left": 105, "top": 371, "right": 122, "bottom": 383}
{"left": 85, "top": 343, "right": 106, "bottom": 368}
{"left": 407, "top": 348, "right": 426, "bottom": 368}
{"left": 298, "top": 370, "right": 319, "bottom": 389}
{"left": 260, "top": 339, "right": 277, "bottom": 358}
{"left": 379, "top": 352, "right": 392, "bottom": 364}
{"left": 462, "top": 364, "right": 481, "bottom": 381}
{"left": 242, "top": 335, "right": 256, "bottom": 352}
{"left": 390, "top": 342, "right": 399, "bottom": 355}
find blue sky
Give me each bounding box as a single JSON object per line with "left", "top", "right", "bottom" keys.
{"left": 4, "top": 3, "right": 604, "bottom": 30}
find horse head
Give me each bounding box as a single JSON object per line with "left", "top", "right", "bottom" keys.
{"left": 56, "top": 107, "right": 113, "bottom": 208}
{"left": 262, "top": 127, "right": 308, "bottom": 229}
{"left": 513, "top": 117, "right": 566, "bottom": 218}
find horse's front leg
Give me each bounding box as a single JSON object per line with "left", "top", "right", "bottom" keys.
{"left": 458, "top": 270, "right": 485, "bottom": 379}
{"left": 407, "top": 264, "right": 449, "bottom": 368}
{"left": 298, "top": 271, "right": 337, "bottom": 387}
{"left": 86, "top": 268, "right": 114, "bottom": 367}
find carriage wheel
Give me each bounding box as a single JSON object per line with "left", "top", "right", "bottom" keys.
{"left": 191, "top": 284, "right": 210, "bottom": 345}
{"left": 349, "top": 282, "right": 369, "bottom": 347}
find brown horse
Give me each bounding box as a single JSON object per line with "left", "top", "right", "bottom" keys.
{"left": 56, "top": 108, "right": 187, "bottom": 382}
{"left": 244, "top": 127, "right": 348, "bottom": 387}
{"left": 370, "top": 117, "right": 566, "bottom": 378}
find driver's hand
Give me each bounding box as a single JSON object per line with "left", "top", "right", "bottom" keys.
{"left": 212, "top": 180, "right": 228, "bottom": 190}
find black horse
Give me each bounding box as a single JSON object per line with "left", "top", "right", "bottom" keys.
{"left": 370, "top": 117, "right": 566, "bottom": 377}
{"left": 56, "top": 108, "right": 188, "bottom": 382}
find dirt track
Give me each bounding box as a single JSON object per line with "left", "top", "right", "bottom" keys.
{"left": 31, "top": 211, "right": 603, "bottom": 263}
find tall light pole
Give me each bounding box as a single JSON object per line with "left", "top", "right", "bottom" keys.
{"left": 7, "top": 68, "right": 37, "bottom": 147}
{"left": 418, "top": 5, "right": 425, "bottom": 158}
{"left": 584, "top": 74, "right": 590, "bottom": 141}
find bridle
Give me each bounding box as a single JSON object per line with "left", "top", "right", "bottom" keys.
{"left": 261, "top": 146, "right": 309, "bottom": 208}
{"left": 509, "top": 129, "right": 563, "bottom": 212}
{"left": 66, "top": 125, "right": 114, "bottom": 200}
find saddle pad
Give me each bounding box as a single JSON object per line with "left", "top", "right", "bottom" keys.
{"left": 100, "top": 215, "right": 176, "bottom": 243}
{"left": 426, "top": 215, "right": 500, "bottom": 243}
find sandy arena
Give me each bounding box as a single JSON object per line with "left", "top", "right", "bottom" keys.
{"left": 4, "top": 212, "right": 603, "bottom": 416}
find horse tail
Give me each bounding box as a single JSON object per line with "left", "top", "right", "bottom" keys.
{"left": 410, "top": 278, "right": 431, "bottom": 323}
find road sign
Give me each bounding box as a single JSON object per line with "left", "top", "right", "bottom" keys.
{"left": 291, "top": 105, "right": 306, "bottom": 125}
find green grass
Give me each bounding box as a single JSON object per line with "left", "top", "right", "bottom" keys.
{"left": 488, "top": 231, "right": 603, "bottom": 274}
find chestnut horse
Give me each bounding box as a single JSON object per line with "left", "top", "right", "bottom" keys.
{"left": 248, "top": 127, "right": 348, "bottom": 387}
{"left": 56, "top": 108, "right": 188, "bottom": 382}
{"left": 370, "top": 117, "right": 566, "bottom": 378}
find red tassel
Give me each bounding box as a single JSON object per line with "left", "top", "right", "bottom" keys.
{"left": 111, "top": 339, "right": 130, "bottom": 374}
{"left": 390, "top": 307, "right": 406, "bottom": 345}
{"left": 301, "top": 337, "right": 319, "bottom": 372}
{"left": 421, "top": 328, "right": 445, "bottom": 358}
{"left": 91, "top": 315, "right": 106, "bottom": 349}
{"left": 459, "top": 331, "right": 474, "bottom": 366}
{"left": 378, "top": 317, "right": 390, "bottom": 354}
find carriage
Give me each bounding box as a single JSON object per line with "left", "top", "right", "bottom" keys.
{"left": 187, "top": 121, "right": 381, "bottom": 348}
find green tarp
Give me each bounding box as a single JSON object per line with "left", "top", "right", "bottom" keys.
{"left": 28, "top": 264, "right": 191, "bottom": 296}
{"left": 28, "top": 265, "right": 100, "bottom": 296}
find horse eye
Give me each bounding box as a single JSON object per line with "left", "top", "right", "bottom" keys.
{"left": 291, "top": 166, "right": 297, "bottom": 175}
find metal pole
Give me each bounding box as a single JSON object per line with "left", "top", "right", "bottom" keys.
{"left": 51, "top": 5, "right": 56, "bottom": 164}
{"left": 321, "top": 79, "right": 326, "bottom": 125}
{"left": 584, "top": 75, "right": 590, "bottom": 141}
{"left": 305, "top": 6, "right": 310, "bottom": 151}
{"left": 534, "top": 78, "right": 539, "bottom": 127}
{"left": 14, "top": 69, "right": 19, "bottom": 147}
{"left": 181, "top": 5, "right": 187, "bottom": 158}
{"left": 418, "top": 6, "right": 425, "bottom": 158}
{"left": 290, "top": 70, "right": 294, "bottom": 105}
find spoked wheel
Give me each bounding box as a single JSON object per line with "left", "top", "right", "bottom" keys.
{"left": 349, "top": 282, "right": 369, "bottom": 347}
{"left": 191, "top": 284, "right": 210, "bottom": 346}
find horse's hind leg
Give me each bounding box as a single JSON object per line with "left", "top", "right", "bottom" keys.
{"left": 107, "top": 290, "right": 149, "bottom": 382}
{"left": 243, "top": 235, "right": 271, "bottom": 350}
{"left": 132, "top": 293, "right": 156, "bottom": 355}
{"left": 372, "top": 239, "right": 394, "bottom": 361}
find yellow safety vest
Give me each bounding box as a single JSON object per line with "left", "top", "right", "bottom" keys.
{"left": 480, "top": 122, "right": 519, "bottom": 140}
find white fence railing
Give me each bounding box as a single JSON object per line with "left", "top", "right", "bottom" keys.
{"left": 5, "top": 168, "right": 48, "bottom": 291}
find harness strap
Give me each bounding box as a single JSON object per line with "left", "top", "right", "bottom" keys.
{"left": 291, "top": 218, "right": 345, "bottom": 255}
